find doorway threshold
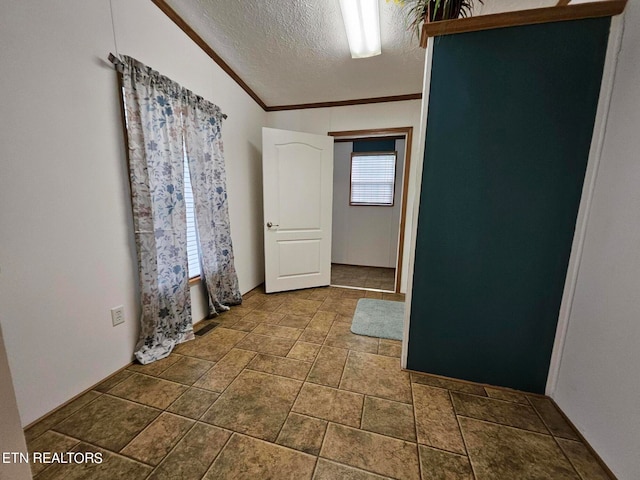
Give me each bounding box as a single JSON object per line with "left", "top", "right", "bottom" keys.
{"left": 329, "top": 284, "right": 395, "bottom": 294}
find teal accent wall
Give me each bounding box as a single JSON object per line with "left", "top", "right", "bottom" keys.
{"left": 353, "top": 139, "right": 396, "bottom": 152}
{"left": 407, "top": 18, "right": 610, "bottom": 393}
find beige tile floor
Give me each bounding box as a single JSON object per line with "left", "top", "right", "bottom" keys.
{"left": 331, "top": 263, "right": 396, "bottom": 291}
{"left": 24, "top": 285, "right": 611, "bottom": 480}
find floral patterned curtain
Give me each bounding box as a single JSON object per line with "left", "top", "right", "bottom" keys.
{"left": 121, "top": 56, "right": 193, "bottom": 364}
{"left": 183, "top": 92, "right": 242, "bottom": 315}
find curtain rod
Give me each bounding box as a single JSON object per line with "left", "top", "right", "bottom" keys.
{"left": 108, "top": 53, "right": 228, "bottom": 120}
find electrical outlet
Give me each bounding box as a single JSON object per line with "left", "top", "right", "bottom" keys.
{"left": 111, "top": 306, "right": 125, "bottom": 326}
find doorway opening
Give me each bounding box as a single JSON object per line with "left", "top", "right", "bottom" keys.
{"left": 328, "top": 127, "right": 413, "bottom": 294}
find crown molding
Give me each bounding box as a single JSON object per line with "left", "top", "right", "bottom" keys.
{"left": 151, "top": 0, "right": 268, "bottom": 110}
{"left": 266, "top": 94, "right": 422, "bottom": 112}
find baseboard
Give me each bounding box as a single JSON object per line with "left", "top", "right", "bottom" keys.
{"left": 402, "top": 368, "right": 548, "bottom": 398}
{"left": 402, "top": 368, "right": 617, "bottom": 478}
{"left": 23, "top": 302, "right": 243, "bottom": 432}
{"left": 549, "top": 397, "right": 618, "bottom": 480}
{"left": 22, "top": 361, "right": 134, "bottom": 431}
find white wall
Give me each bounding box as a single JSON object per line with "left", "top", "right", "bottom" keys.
{"left": 477, "top": 0, "right": 556, "bottom": 15}
{"left": 268, "top": 100, "right": 422, "bottom": 291}
{"left": 553, "top": 6, "right": 640, "bottom": 480}
{"left": 332, "top": 140, "right": 405, "bottom": 268}
{"left": 0, "top": 0, "right": 266, "bottom": 426}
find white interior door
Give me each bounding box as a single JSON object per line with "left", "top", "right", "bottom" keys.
{"left": 262, "top": 127, "right": 334, "bottom": 293}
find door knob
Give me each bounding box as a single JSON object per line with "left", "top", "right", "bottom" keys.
{"left": 266, "top": 222, "right": 279, "bottom": 228}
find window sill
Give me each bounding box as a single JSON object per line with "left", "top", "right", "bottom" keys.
{"left": 350, "top": 203, "right": 395, "bottom": 207}
{"left": 188, "top": 276, "right": 202, "bottom": 286}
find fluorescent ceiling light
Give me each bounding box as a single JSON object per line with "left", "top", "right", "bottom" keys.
{"left": 339, "top": 0, "right": 381, "bottom": 59}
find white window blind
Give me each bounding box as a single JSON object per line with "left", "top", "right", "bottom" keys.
{"left": 183, "top": 156, "right": 201, "bottom": 279}
{"left": 350, "top": 153, "right": 397, "bottom": 206}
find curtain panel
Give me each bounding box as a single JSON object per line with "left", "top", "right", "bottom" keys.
{"left": 120, "top": 55, "right": 242, "bottom": 363}
{"left": 122, "top": 56, "right": 193, "bottom": 364}
{"left": 183, "top": 93, "right": 242, "bottom": 315}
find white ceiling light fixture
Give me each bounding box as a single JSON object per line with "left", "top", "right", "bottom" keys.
{"left": 339, "top": 0, "right": 382, "bottom": 59}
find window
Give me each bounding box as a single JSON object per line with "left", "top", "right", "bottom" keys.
{"left": 183, "top": 156, "right": 201, "bottom": 279}
{"left": 350, "top": 152, "right": 397, "bottom": 206}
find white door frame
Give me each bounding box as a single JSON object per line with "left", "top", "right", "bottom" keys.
{"left": 545, "top": 14, "right": 625, "bottom": 395}
{"left": 400, "top": 38, "right": 435, "bottom": 369}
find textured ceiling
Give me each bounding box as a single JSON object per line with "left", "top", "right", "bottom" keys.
{"left": 162, "top": 0, "right": 426, "bottom": 107}
{"left": 161, "top": 0, "right": 558, "bottom": 107}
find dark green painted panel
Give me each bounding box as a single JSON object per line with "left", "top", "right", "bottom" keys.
{"left": 407, "top": 18, "right": 610, "bottom": 393}
{"left": 353, "top": 139, "right": 396, "bottom": 152}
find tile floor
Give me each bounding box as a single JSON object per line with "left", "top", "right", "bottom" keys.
{"left": 331, "top": 263, "right": 396, "bottom": 292}
{"left": 24, "top": 285, "right": 611, "bottom": 480}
